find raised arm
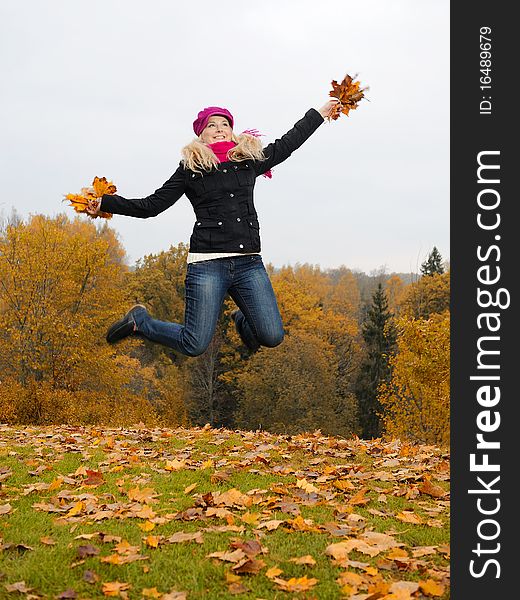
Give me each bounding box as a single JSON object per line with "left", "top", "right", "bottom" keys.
{"left": 254, "top": 99, "right": 341, "bottom": 177}
{"left": 87, "top": 163, "right": 186, "bottom": 218}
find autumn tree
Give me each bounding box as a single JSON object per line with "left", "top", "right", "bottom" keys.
{"left": 385, "top": 274, "right": 406, "bottom": 314}
{"left": 0, "top": 214, "right": 159, "bottom": 424}
{"left": 400, "top": 271, "right": 450, "bottom": 319}
{"left": 378, "top": 312, "right": 450, "bottom": 445}
{"left": 355, "top": 284, "right": 397, "bottom": 439}
{"left": 234, "top": 330, "right": 357, "bottom": 436}
{"left": 420, "top": 246, "right": 445, "bottom": 276}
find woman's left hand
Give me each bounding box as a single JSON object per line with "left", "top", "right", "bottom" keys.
{"left": 317, "top": 98, "right": 342, "bottom": 119}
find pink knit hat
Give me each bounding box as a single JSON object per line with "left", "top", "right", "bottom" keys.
{"left": 193, "top": 106, "right": 234, "bottom": 137}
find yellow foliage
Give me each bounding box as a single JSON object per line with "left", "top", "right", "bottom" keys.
{"left": 385, "top": 274, "right": 407, "bottom": 314}
{"left": 400, "top": 272, "right": 450, "bottom": 319}
{"left": 378, "top": 312, "right": 450, "bottom": 445}
{"left": 0, "top": 214, "right": 180, "bottom": 425}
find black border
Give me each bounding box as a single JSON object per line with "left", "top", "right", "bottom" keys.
{"left": 451, "top": 3, "right": 514, "bottom": 597}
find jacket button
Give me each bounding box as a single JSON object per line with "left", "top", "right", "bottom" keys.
{"left": 223, "top": 169, "right": 227, "bottom": 173}
{"left": 218, "top": 221, "right": 222, "bottom": 225}
{"left": 233, "top": 165, "right": 238, "bottom": 170}
{"left": 239, "top": 244, "right": 244, "bottom": 249}
{"left": 229, "top": 193, "right": 234, "bottom": 197}
{"left": 236, "top": 217, "right": 241, "bottom": 222}
{"left": 196, "top": 222, "right": 201, "bottom": 226}
{"left": 249, "top": 222, "right": 253, "bottom": 226}
{"left": 192, "top": 174, "right": 196, "bottom": 178}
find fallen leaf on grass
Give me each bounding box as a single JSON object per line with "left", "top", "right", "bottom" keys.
{"left": 207, "top": 549, "right": 246, "bottom": 563}
{"left": 419, "top": 579, "right": 445, "bottom": 596}
{"left": 349, "top": 487, "right": 370, "bottom": 506}
{"left": 101, "top": 580, "right": 132, "bottom": 596}
{"left": 241, "top": 511, "right": 261, "bottom": 526}
{"left": 390, "top": 581, "right": 420, "bottom": 594}
{"left": 138, "top": 520, "right": 156, "bottom": 532}
{"left": 273, "top": 576, "right": 318, "bottom": 592}
{"left": 412, "top": 546, "right": 438, "bottom": 558}
{"left": 334, "top": 479, "right": 356, "bottom": 491}
{"left": 67, "top": 501, "right": 85, "bottom": 517}
{"left": 127, "top": 487, "right": 158, "bottom": 504}
{"left": 256, "top": 519, "right": 284, "bottom": 531}
{"left": 162, "top": 592, "right": 187, "bottom": 600}
{"left": 40, "top": 536, "right": 57, "bottom": 545}
{"left": 77, "top": 544, "right": 100, "bottom": 558}
{"left": 396, "top": 511, "right": 424, "bottom": 525}
{"left": 83, "top": 469, "right": 105, "bottom": 486}
{"left": 164, "top": 459, "right": 186, "bottom": 472}
{"left": 419, "top": 476, "right": 446, "bottom": 498}
{"left": 143, "top": 535, "right": 161, "bottom": 548}
{"left": 232, "top": 558, "right": 266, "bottom": 574}
{"left": 336, "top": 571, "right": 364, "bottom": 587}
{"left": 225, "top": 573, "right": 249, "bottom": 595}
{"left": 288, "top": 555, "right": 316, "bottom": 566}
{"left": 57, "top": 589, "right": 77, "bottom": 599}
{"left": 167, "top": 531, "right": 203, "bottom": 544}
{"left": 4, "top": 581, "right": 33, "bottom": 593}
{"left": 0, "top": 504, "right": 13, "bottom": 515}
{"left": 83, "top": 570, "right": 100, "bottom": 584}
{"left": 296, "top": 478, "right": 320, "bottom": 493}
{"left": 265, "top": 566, "right": 283, "bottom": 579}
{"left": 141, "top": 588, "right": 162, "bottom": 598}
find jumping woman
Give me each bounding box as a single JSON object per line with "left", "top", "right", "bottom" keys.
{"left": 86, "top": 98, "right": 341, "bottom": 356}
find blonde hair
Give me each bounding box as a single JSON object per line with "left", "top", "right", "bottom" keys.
{"left": 181, "top": 133, "right": 266, "bottom": 173}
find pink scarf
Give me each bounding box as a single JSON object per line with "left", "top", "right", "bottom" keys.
{"left": 208, "top": 134, "right": 273, "bottom": 179}
{"left": 207, "top": 141, "right": 237, "bottom": 163}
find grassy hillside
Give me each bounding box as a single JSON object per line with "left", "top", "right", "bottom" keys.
{"left": 0, "top": 425, "right": 449, "bottom": 599}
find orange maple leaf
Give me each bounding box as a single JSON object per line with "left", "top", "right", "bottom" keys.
{"left": 328, "top": 73, "right": 368, "bottom": 120}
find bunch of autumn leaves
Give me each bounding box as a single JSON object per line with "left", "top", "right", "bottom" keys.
{"left": 64, "top": 176, "right": 115, "bottom": 220}
{"left": 65, "top": 74, "right": 367, "bottom": 220}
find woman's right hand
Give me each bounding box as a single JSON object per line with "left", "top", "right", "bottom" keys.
{"left": 86, "top": 198, "right": 102, "bottom": 216}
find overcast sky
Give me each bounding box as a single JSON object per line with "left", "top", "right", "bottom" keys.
{"left": 1, "top": 0, "right": 449, "bottom": 274}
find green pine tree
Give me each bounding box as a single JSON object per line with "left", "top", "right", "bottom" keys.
{"left": 420, "top": 246, "right": 445, "bottom": 276}
{"left": 355, "top": 283, "right": 397, "bottom": 438}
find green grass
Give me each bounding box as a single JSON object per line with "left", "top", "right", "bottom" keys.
{"left": 0, "top": 426, "right": 450, "bottom": 599}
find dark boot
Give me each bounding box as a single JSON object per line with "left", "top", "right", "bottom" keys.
{"left": 231, "top": 310, "right": 260, "bottom": 353}
{"left": 106, "top": 304, "right": 147, "bottom": 344}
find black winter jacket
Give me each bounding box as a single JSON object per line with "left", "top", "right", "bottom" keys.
{"left": 100, "top": 108, "right": 325, "bottom": 254}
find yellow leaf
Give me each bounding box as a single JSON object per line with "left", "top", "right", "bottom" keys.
{"left": 333, "top": 479, "right": 355, "bottom": 491}
{"left": 396, "top": 511, "right": 423, "bottom": 525}
{"left": 241, "top": 511, "right": 261, "bottom": 526}
{"left": 386, "top": 547, "right": 409, "bottom": 559}
{"left": 273, "top": 576, "right": 318, "bottom": 592}
{"left": 138, "top": 521, "right": 156, "bottom": 532}
{"left": 183, "top": 483, "right": 198, "bottom": 494}
{"left": 127, "top": 487, "right": 158, "bottom": 504}
{"left": 48, "top": 477, "right": 63, "bottom": 491}
{"left": 144, "top": 535, "right": 160, "bottom": 548}
{"left": 141, "top": 588, "right": 162, "bottom": 598}
{"left": 419, "top": 579, "right": 445, "bottom": 597}
{"left": 67, "top": 501, "right": 85, "bottom": 517}
{"left": 296, "top": 478, "right": 320, "bottom": 493}
{"left": 265, "top": 566, "right": 283, "bottom": 579}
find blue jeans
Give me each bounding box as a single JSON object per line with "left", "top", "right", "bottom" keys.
{"left": 132, "top": 254, "right": 284, "bottom": 356}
